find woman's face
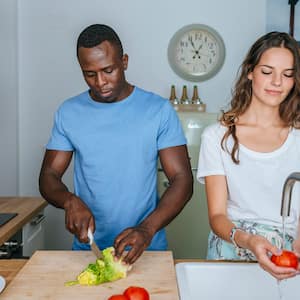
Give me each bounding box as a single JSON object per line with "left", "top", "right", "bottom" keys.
{"left": 247, "top": 47, "right": 295, "bottom": 108}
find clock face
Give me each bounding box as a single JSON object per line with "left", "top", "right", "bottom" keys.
{"left": 168, "top": 24, "right": 225, "bottom": 81}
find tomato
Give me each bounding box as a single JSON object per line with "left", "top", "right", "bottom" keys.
{"left": 108, "top": 295, "right": 129, "bottom": 300}
{"left": 123, "top": 286, "right": 150, "bottom": 300}
{"left": 271, "top": 250, "right": 299, "bottom": 269}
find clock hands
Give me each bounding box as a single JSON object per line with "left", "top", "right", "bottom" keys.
{"left": 188, "top": 36, "right": 201, "bottom": 59}
{"left": 188, "top": 36, "right": 207, "bottom": 60}
{"left": 188, "top": 36, "right": 197, "bottom": 50}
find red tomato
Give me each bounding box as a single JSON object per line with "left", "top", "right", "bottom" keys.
{"left": 108, "top": 295, "right": 129, "bottom": 300}
{"left": 271, "top": 250, "right": 299, "bottom": 269}
{"left": 123, "top": 286, "right": 150, "bottom": 300}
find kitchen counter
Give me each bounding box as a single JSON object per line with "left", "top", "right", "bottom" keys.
{"left": 0, "top": 258, "right": 207, "bottom": 289}
{"left": 0, "top": 197, "right": 47, "bottom": 246}
{"left": 0, "top": 251, "right": 179, "bottom": 299}
{"left": 0, "top": 259, "right": 28, "bottom": 286}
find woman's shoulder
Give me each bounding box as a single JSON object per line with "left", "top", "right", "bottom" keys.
{"left": 290, "top": 127, "right": 300, "bottom": 137}
{"left": 202, "top": 122, "right": 226, "bottom": 139}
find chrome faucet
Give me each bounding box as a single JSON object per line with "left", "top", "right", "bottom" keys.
{"left": 281, "top": 172, "right": 300, "bottom": 217}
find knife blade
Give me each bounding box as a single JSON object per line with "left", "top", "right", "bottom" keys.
{"left": 87, "top": 228, "right": 103, "bottom": 259}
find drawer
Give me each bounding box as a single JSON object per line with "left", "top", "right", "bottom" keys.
{"left": 22, "top": 212, "right": 45, "bottom": 257}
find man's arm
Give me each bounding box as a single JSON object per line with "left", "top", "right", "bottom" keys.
{"left": 39, "top": 149, "right": 73, "bottom": 208}
{"left": 114, "top": 145, "right": 193, "bottom": 264}
{"left": 39, "top": 149, "right": 94, "bottom": 242}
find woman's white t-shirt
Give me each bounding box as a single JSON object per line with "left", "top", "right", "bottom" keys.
{"left": 197, "top": 123, "right": 300, "bottom": 238}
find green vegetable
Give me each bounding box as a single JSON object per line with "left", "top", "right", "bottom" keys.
{"left": 65, "top": 247, "right": 132, "bottom": 286}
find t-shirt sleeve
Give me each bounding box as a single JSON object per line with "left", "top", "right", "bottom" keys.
{"left": 46, "top": 109, "right": 74, "bottom": 151}
{"left": 157, "top": 101, "right": 187, "bottom": 150}
{"left": 196, "top": 125, "right": 225, "bottom": 184}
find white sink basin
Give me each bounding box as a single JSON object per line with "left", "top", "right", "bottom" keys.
{"left": 176, "top": 262, "right": 299, "bottom": 300}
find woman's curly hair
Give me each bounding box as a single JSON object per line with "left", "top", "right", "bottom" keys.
{"left": 221, "top": 31, "right": 300, "bottom": 164}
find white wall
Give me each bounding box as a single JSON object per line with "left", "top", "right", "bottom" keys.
{"left": 17, "top": 0, "right": 267, "bottom": 197}
{"left": 267, "top": 0, "right": 300, "bottom": 41}
{"left": 1, "top": 0, "right": 271, "bottom": 249}
{"left": 0, "top": 0, "right": 18, "bottom": 195}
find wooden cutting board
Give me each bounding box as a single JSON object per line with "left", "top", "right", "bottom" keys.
{"left": 1, "top": 250, "right": 179, "bottom": 300}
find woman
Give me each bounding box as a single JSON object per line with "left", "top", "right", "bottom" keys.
{"left": 197, "top": 31, "right": 300, "bottom": 280}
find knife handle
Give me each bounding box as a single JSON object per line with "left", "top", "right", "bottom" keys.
{"left": 87, "top": 228, "right": 94, "bottom": 245}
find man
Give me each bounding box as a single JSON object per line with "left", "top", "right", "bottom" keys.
{"left": 39, "top": 24, "right": 193, "bottom": 264}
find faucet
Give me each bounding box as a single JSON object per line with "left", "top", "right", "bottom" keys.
{"left": 281, "top": 172, "right": 300, "bottom": 217}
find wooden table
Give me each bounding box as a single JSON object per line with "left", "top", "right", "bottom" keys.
{"left": 1, "top": 257, "right": 254, "bottom": 292}
{"left": 0, "top": 259, "right": 188, "bottom": 286}
{"left": 0, "top": 197, "right": 47, "bottom": 246}
{"left": 0, "top": 251, "right": 179, "bottom": 300}
{"left": 1, "top": 259, "right": 193, "bottom": 288}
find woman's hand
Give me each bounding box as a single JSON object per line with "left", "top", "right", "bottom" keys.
{"left": 292, "top": 239, "right": 300, "bottom": 255}
{"left": 246, "top": 234, "right": 298, "bottom": 280}
{"left": 292, "top": 239, "right": 300, "bottom": 272}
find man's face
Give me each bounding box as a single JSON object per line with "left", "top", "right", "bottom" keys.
{"left": 78, "top": 41, "right": 129, "bottom": 103}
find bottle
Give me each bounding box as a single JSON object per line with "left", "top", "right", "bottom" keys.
{"left": 192, "top": 85, "right": 202, "bottom": 104}
{"left": 192, "top": 85, "right": 206, "bottom": 112}
{"left": 180, "top": 85, "right": 189, "bottom": 104}
{"left": 169, "top": 85, "right": 179, "bottom": 105}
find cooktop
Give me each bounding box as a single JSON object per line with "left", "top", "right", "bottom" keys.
{"left": 0, "top": 213, "right": 18, "bottom": 227}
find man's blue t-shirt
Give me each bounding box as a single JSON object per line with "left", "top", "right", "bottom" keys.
{"left": 46, "top": 86, "right": 187, "bottom": 250}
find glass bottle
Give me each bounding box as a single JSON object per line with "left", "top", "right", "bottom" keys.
{"left": 180, "top": 85, "right": 189, "bottom": 104}
{"left": 169, "top": 85, "right": 179, "bottom": 105}
{"left": 192, "top": 85, "right": 202, "bottom": 104}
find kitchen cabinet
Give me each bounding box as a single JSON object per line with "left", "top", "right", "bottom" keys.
{"left": 22, "top": 212, "right": 46, "bottom": 257}
{"left": 0, "top": 197, "right": 47, "bottom": 257}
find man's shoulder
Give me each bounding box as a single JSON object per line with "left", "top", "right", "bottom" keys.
{"left": 58, "top": 90, "right": 89, "bottom": 110}
{"left": 132, "top": 87, "right": 174, "bottom": 118}
{"left": 134, "top": 86, "right": 168, "bottom": 104}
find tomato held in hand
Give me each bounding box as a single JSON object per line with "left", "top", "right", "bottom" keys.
{"left": 123, "top": 286, "right": 150, "bottom": 300}
{"left": 108, "top": 295, "right": 129, "bottom": 300}
{"left": 271, "top": 250, "right": 299, "bottom": 269}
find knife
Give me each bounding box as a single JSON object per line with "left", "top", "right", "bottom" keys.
{"left": 87, "top": 228, "right": 103, "bottom": 259}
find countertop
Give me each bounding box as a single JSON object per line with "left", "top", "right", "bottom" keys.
{"left": 0, "top": 258, "right": 205, "bottom": 287}
{"left": 0, "top": 259, "right": 28, "bottom": 286}
{"left": 0, "top": 251, "right": 179, "bottom": 299}
{"left": 0, "top": 197, "right": 47, "bottom": 246}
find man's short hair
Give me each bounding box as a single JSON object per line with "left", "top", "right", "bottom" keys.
{"left": 76, "top": 24, "right": 123, "bottom": 57}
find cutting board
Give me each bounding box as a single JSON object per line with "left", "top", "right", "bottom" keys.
{"left": 1, "top": 250, "right": 179, "bottom": 300}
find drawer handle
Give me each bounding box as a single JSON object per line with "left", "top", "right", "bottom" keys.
{"left": 30, "top": 214, "right": 45, "bottom": 225}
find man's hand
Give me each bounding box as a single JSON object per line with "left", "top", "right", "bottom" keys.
{"left": 63, "top": 193, "right": 95, "bottom": 243}
{"left": 113, "top": 225, "right": 154, "bottom": 265}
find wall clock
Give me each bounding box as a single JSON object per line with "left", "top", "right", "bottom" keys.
{"left": 168, "top": 24, "right": 226, "bottom": 82}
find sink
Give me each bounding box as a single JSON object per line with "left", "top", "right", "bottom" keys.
{"left": 176, "top": 262, "right": 300, "bottom": 300}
